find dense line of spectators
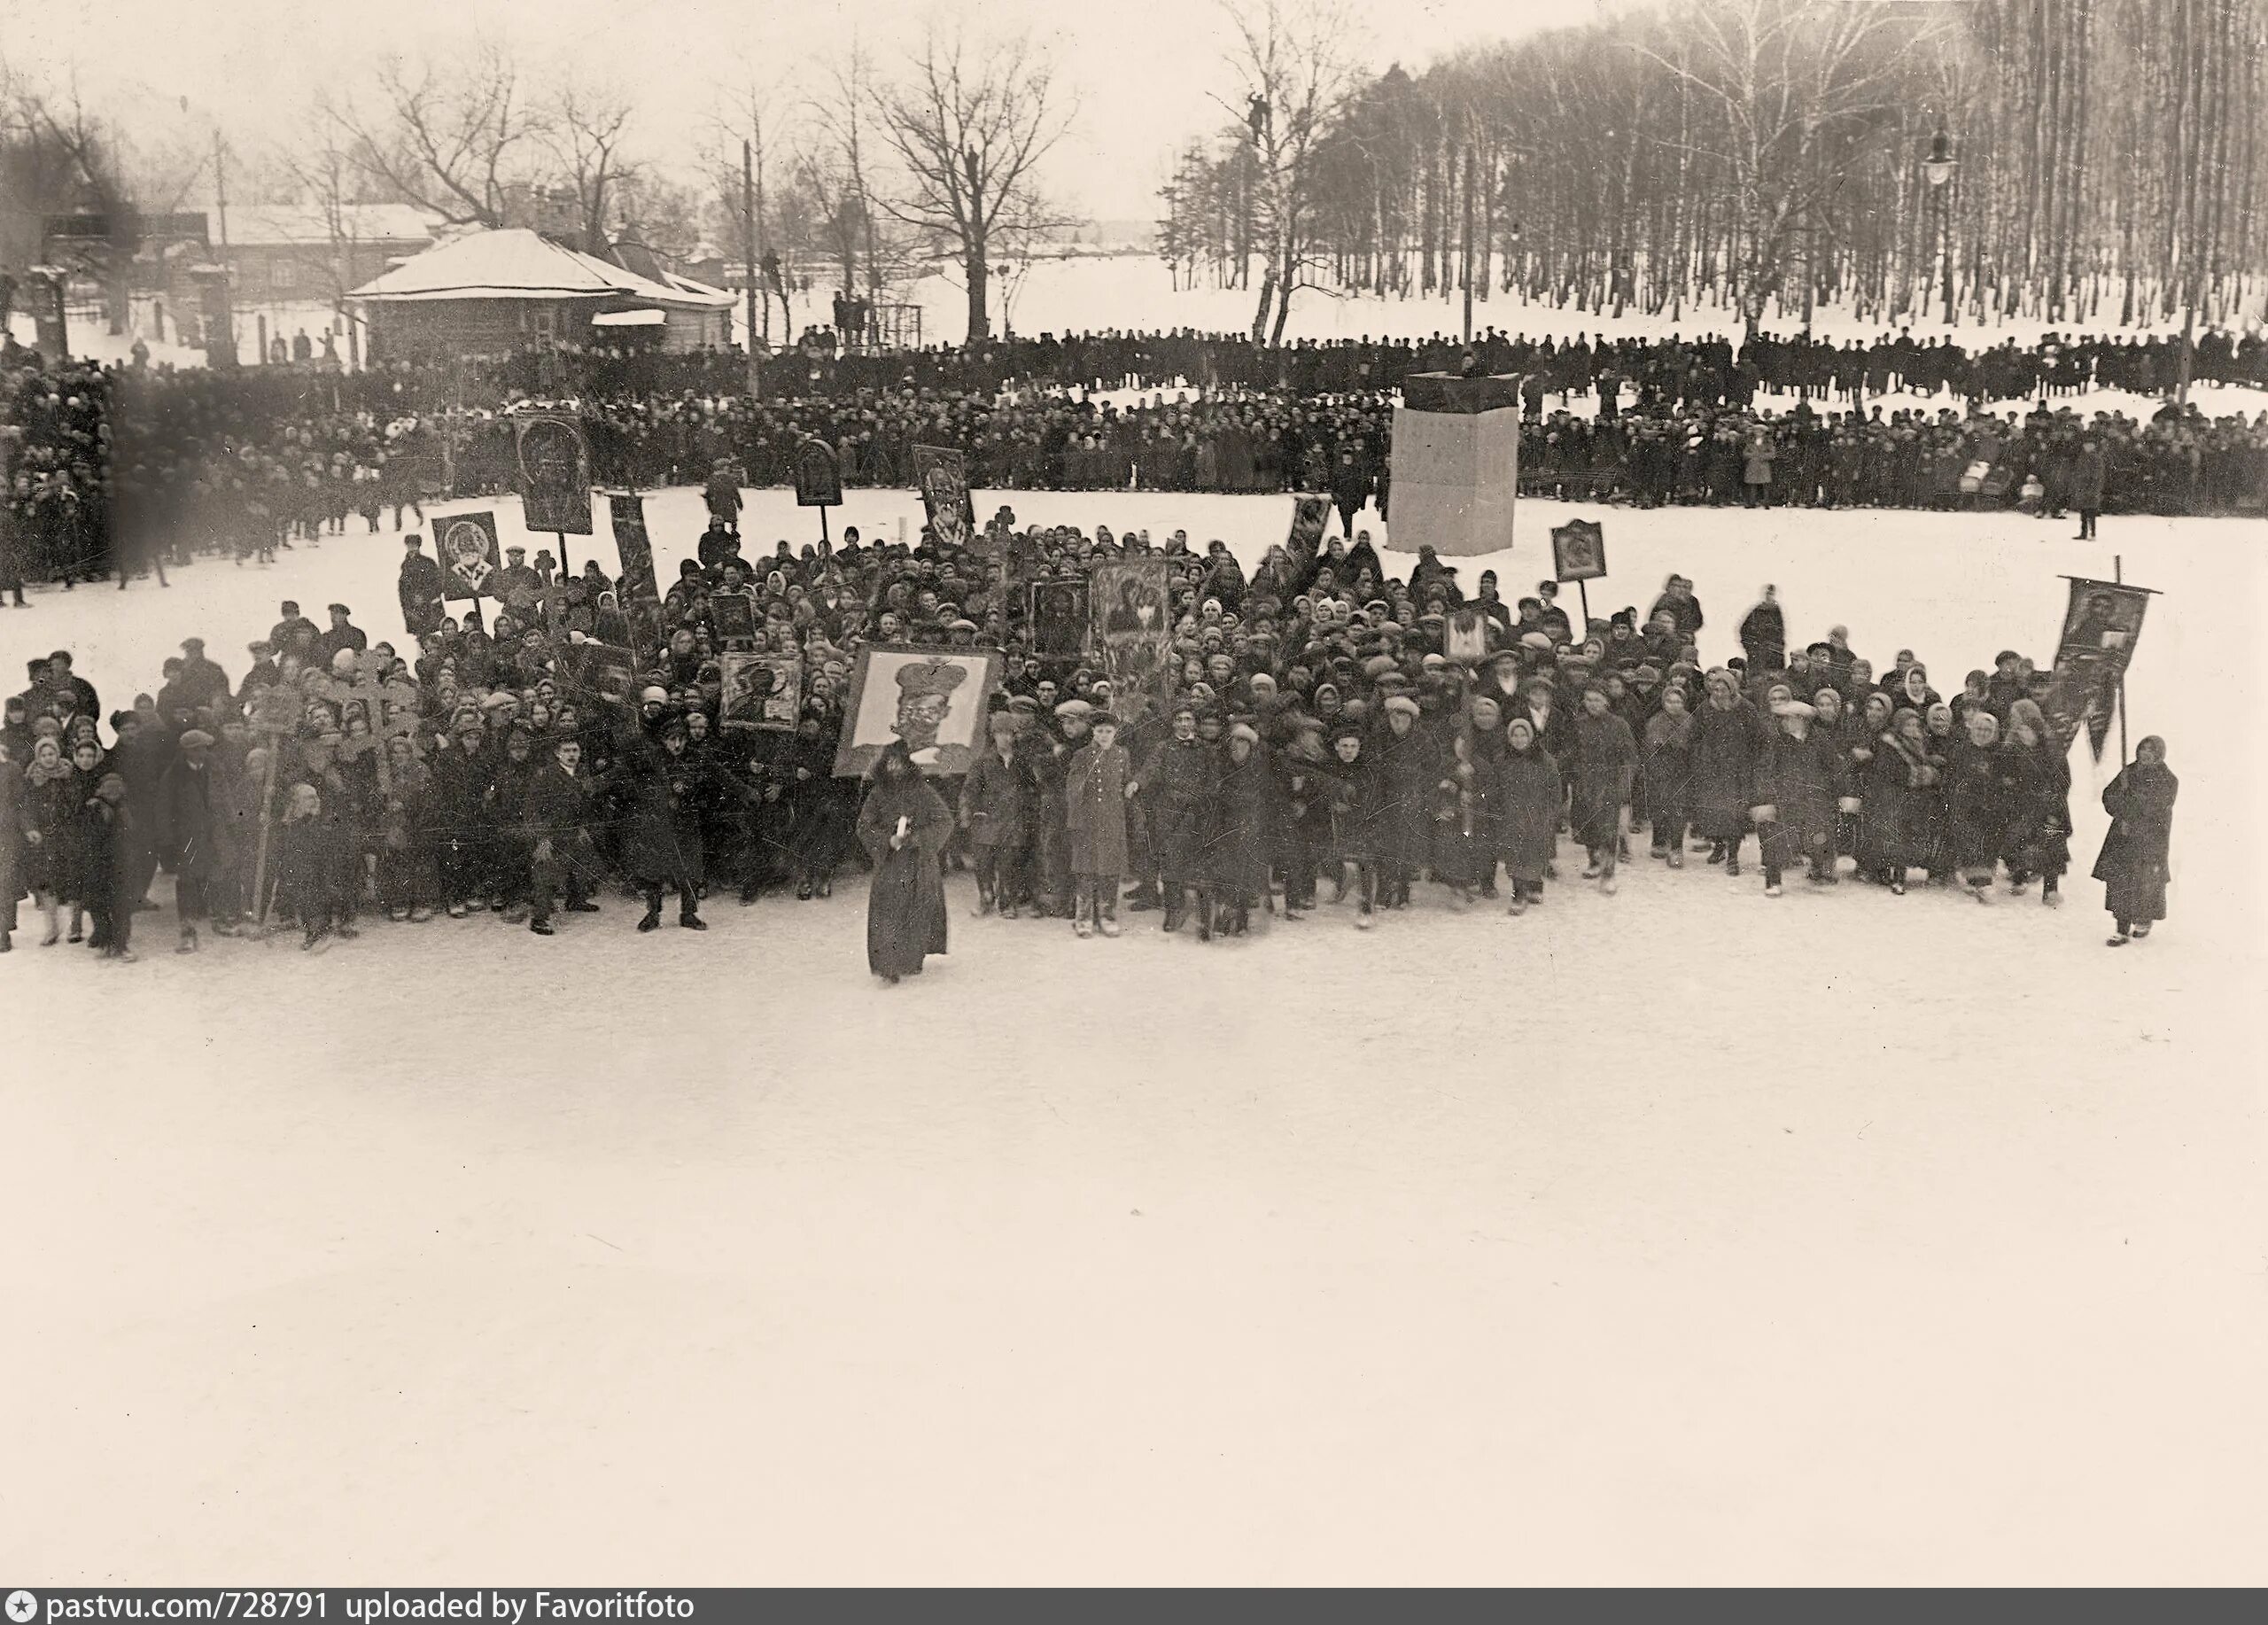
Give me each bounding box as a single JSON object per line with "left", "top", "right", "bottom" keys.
{"left": 4, "top": 323, "right": 2265, "bottom": 597}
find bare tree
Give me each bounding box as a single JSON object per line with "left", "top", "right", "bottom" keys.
{"left": 1639, "top": 0, "right": 1930, "bottom": 335}
{"left": 546, "top": 81, "right": 635, "bottom": 253}
{"left": 875, "top": 24, "right": 1077, "bottom": 341}
{"left": 330, "top": 43, "right": 546, "bottom": 229}
{"left": 1217, "top": 0, "right": 1365, "bottom": 342}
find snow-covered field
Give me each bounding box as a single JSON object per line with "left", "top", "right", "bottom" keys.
{"left": 6, "top": 486, "right": 2264, "bottom": 1584}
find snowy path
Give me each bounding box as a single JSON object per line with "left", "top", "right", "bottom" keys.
{"left": 4, "top": 490, "right": 2264, "bottom": 1582}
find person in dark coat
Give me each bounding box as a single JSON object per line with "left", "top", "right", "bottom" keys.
{"left": 959, "top": 713, "right": 1032, "bottom": 918}
{"left": 614, "top": 714, "right": 736, "bottom": 931}
{"left": 1737, "top": 586, "right": 1786, "bottom": 673}
{"left": 1569, "top": 684, "right": 1638, "bottom": 890}
{"left": 1998, "top": 699, "right": 2071, "bottom": 904}
{"left": 1689, "top": 669, "right": 1764, "bottom": 875}
{"left": 1755, "top": 700, "right": 1841, "bottom": 894}
{"left": 156, "top": 728, "right": 235, "bottom": 951}
{"left": 0, "top": 735, "right": 23, "bottom": 952}
{"left": 1492, "top": 716, "right": 1561, "bottom": 914}
{"left": 1133, "top": 702, "right": 1223, "bottom": 938}
{"left": 80, "top": 769, "right": 135, "bottom": 958}
{"left": 2094, "top": 735, "right": 2177, "bottom": 945}
{"left": 855, "top": 740, "right": 952, "bottom": 984}
{"left": 1642, "top": 682, "right": 1695, "bottom": 864}
{"left": 1064, "top": 711, "right": 1132, "bottom": 937}
{"left": 1276, "top": 715, "right": 1339, "bottom": 916}
{"left": 2070, "top": 438, "right": 2107, "bottom": 539}
{"left": 19, "top": 735, "right": 82, "bottom": 945}
{"left": 1371, "top": 696, "right": 1440, "bottom": 907}
{"left": 1941, "top": 708, "right": 2008, "bottom": 902}
{"left": 521, "top": 735, "right": 602, "bottom": 934}
{"left": 398, "top": 535, "right": 447, "bottom": 637}
{"left": 1208, "top": 723, "right": 1273, "bottom": 935}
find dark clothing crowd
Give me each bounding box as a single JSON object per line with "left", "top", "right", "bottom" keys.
{"left": 1, "top": 499, "right": 2176, "bottom": 964}
{"left": 5, "top": 322, "right": 2267, "bottom": 596}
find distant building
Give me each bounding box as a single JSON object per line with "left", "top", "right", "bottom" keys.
{"left": 208, "top": 206, "right": 439, "bottom": 304}
{"left": 349, "top": 228, "right": 735, "bottom": 360}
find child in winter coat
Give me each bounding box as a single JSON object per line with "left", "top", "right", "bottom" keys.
{"left": 276, "top": 781, "right": 353, "bottom": 949}
{"left": 1493, "top": 716, "right": 1562, "bottom": 914}
{"left": 1277, "top": 715, "right": 1339, "bottom": 914}
{"left": 1642, "top": 684, "right": 1695, "bottom": 867}
{"left": 1064, "top": 712, "right": 1132, "bottom": 937}
{"left": 1569, "top": 684, "right": 1639, "bottom": 893}
{"left": 1326, "top": 723, "right": 1381, "bottom": 928}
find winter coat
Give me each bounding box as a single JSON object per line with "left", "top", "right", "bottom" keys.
{"left": 959, "top": 747, "right": 1031, "bottom": 849}
{"left": 1940, "top": 738, "right": 2006, "bottom": 871}
{"left": 156, "top": 758, "right": 233, "bottom": 884}
{"left": 1139, "top": 736, "right": 1222, "bottom": 882}
{"left": 1491, "top": 744, "right": 1563, "bottom": 882}
{"left": 2092, "top": 759, "right": 2177, "bottom": 923}
{"left": 1757, "top": 725, "right": 1840, "bottom": 871}
{"left": 1860, "top": 731, "right": 1940, "bottom": 873}
{"left": 1997, "top": 738, "right": 2072, "bottom": 877}
{"left": 1568, "top": 710, "right": 1638, "bottom": 848}
{"left": 1064, "top": 741, "right": 1131, "bottom": 877}
{"left": 1208, "top": 746, "right": 1275, "bottom": 894}
{"left": 1689, "top": 696, "right": 1765, "bottom": 839}
{"left": 20, "top": 764, "right": 84, "bottom": 898}
{"left": 1371, "top": 725, "right": 1440, "bottom": 868}
{"left": 1642, "top": 709, "right": 1695, "bottom": 824}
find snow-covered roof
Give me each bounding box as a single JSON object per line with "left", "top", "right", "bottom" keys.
{"left": 225, "top": 205, "right": 438, "bottom": 248}
{"left": 348, "top": 228, "right": 734, "bottom": 309}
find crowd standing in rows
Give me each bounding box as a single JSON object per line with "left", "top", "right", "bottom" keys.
{"left": 1, "top": 494, "right": 2178, "bottom": 967}
{"left": 4, "top": 321, "right": 2264, "bottom": 596}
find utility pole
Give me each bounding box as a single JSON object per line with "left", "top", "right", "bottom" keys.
{"left": 214, "top": 130, "right": 237, "bottom": 364}
{"left": 1460, "top": 145, "right": 1475, "bottom": 345}
{"left": 743, "top": 137, "right": 761, "bottom": 400}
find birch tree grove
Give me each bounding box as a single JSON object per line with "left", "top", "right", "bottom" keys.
{"left": 1161, "top": 0, "right": 2268, "bottom": 329}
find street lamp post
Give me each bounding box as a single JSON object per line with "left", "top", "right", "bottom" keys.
{"left": 1922, "top": 130, "right": 1958, "bottom": 327}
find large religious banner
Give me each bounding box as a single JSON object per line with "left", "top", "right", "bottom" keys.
{"left": 608, "top": 493, "right": 661, "bottom": 604}
{"left": 913, "top": 445, "right": 975, "bottom": 549}
{"left": 1029, "top": 578, "right": 1091, "bottom": 658}
{"left": 438, "top": 511, "right": 501, "bottom": 601}
{"left": 2039, "top": 576, "right": 2156, "bottom": 759}
{"left": 1388, "top": 371, "right": 1521, "bottom": 557}
{"left": 515, "top": 412, "right": 593, "bottom": 534}
{"left": 718, "top": 652, "right": 804, "bottom": 734}
{"left": 832, "top": 645, "right": 1004, "bottom": 778}
{"left": 1090, "top": 557, "right": 1171, "bottom": 703}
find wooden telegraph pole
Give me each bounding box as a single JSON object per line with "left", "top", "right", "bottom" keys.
{"left": 744, "top": 139, "right": 762, "bottom": 401}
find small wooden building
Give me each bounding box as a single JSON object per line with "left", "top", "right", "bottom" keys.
{"left": 350, "top": 229, "right": 734, "bottom": 362}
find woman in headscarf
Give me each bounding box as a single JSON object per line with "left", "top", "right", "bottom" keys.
{"left": 1942, "top": 707, "right": 2007, "bottom": 902}
{"left": 1863, "top": 707, "right": 1940, "bottom": 894}
{"left": 376, "top": 735, "right": 439, "bottom": 923}
{"left": 20, "top": 733, "right": 83, "bottom": 945}
{"left": 855, "top": 740, "right": 952, "bottom": 984}
{"left": 1493, "top": 716, "right": 1562, "bottom": 915}
{"left": 1642, "top": 681, "right": 1695, "bottom": 867}
{"left": 2093, "top": 735, "right": 2177, "bottom": 946}
{"left": 1569, "top": 683, "right": 1639, "bottom": 893}
{"left": 1998, "top": 697, "right": 2071, "bottom": 905}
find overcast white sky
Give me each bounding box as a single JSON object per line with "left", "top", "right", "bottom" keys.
{"left": 12, "top": 0, "right": 1584, "bottom": 222}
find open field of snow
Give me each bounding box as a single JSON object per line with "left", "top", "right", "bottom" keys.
{"left": 5, "top": 486, "right": 2264, "bottom": 1583}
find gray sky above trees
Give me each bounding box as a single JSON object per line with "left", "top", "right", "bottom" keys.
{"left": 12, "top": 0, "right": 1573, "bottom": 221}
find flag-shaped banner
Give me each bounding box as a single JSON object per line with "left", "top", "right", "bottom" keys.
{"left": 2039, "top": 575, "right": 2157, "bottom": 760}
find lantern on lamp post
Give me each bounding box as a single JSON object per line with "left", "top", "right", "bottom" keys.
{"left": 1922, "top": 130, "right": 1958, "bottom": 327}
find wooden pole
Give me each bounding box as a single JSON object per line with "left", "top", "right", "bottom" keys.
{"left": 1575, "top": 579, "right": 1591, "bottom": 634}
{"left": 556, "top": 529, "right": 571, "bottom": 580}
{"left": 819, "top": 505, "right": 830, "bottom": 548}
{"left": 743, "top": 138, "right": 761, "bottom": 400}
{"left": 248, "top": 740, "right": 283, "bottom": 935}
{"left": 2114, "top": 554, "right": 2128, "bottom": 763}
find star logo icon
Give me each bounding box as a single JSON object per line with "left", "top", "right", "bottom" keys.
{"left": 5, "top": 1591, "right": 38, "bottom": 1624}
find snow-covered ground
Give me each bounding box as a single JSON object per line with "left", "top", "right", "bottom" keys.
{"left": 6, "top": 486, "right": 2264, "bottom": 1583}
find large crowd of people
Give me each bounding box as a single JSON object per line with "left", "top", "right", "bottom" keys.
{"left": 3, "top": 322, "right": 2265, "bottom": 595}
{"left": 0, "top": 500, "right": 2179, "bottom": 968}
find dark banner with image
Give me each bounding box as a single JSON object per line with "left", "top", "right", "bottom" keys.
{"left": 2040, "top": 576, "right": 2154, "bottom": 760}
{"left": 913, "top": 445, "right": 974, "bottom": 549}
{"left": 609, "top": 493, "right": 661, "bottom": 606}
{"left": 515, "top": 412, "right": 593, "bottom": 535}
